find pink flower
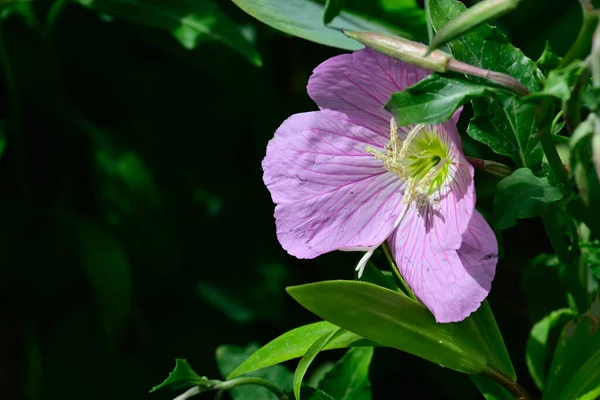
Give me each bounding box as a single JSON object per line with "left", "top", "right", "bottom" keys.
{"left": 262, "top": 48, "right": 497, "bottom": 323}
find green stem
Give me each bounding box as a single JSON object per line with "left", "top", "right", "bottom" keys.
{"left": 382, "top": 242, "right": 418, "bottom": 300}
{"left": 217, "top": 377, "right": 289, "bottom": 400}
{"left": 559, "top": 3, "right": 599, "bottom": 68}
{"left": 539, "top": 122, "right": 568, "bottom": 184}
{"left": 484, "top": 366, "right": 532, "bottom": 400}
{"left": 424, "top": 0, "right": 433, "bottom": 44}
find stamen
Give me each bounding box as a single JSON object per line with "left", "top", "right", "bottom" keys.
{"left": 399, "top": 124, "right": 425, "bottom": 158}
{"left": 355, "top": 248, "right": 375, "bottom": 278}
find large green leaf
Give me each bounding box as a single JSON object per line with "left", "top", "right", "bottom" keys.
{"left": 526, "top": 308, "right": 577, "bottom": 390}
{"left": 386, "top": 74, "right": 506, "bottom": 125}
{"left": 74, "top": 0, "right": 262, "bottom": 66}
{"left": 543, "top": 297, "right": 600, "bottom": 400}
{"left": 228, "top": 322, "right": 375, "bottom": 379}
{"left": 231, "top": 0, "right": 410, "bottom": 51}
{"left": 287, "top": 280, "right": 488, "bottom": 374}
{"left": 429, "top": 0, "right": 543, "bottom": 167}
{"left": 294, "top": 329, "right": 342, "bottom": 400}
{"left": 317, "top": 347, "right": 373, "bottom": 400}
{"left": 493, "top": 168, "right": 564, "bottom": 230}
{"left": 460, "top": 300, "right": 516, "bottom": 380}
{"left": 216, "top": 344, "right": 294, "bottom": 400}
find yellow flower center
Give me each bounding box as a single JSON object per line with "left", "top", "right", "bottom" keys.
{"left": 366, "top": 119, "right": 452, "bottom": 208}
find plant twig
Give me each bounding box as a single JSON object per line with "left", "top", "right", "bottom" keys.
{"left": 484, "top": 366, "right": 532, "bottom": 400}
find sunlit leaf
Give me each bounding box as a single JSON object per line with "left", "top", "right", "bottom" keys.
{"left": 287, "top": 280, "right": 488, "bottom": 374}
{"left": 231, "top": 0, "right": 412, "bottom": 51}
{"left": 228, "top": 322, "right": 375, "bottom": 379}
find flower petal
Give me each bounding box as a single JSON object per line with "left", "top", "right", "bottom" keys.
{"left": 263, "top": 110, "right": 404, "bottom": 259}
{"left": 307, "top": 48, "right": 430, "bottom": 137}
{"left": 389, "top": 210, "right": 497, "bottom": 323}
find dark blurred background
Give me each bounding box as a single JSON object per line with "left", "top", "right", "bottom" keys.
{"left": 0, "top": 0, "right": 592, "bottom": 399}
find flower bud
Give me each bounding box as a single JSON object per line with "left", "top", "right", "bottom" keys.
{"left": 428, "top": 0, "right": 520, "bottom": 53}
{"left": 342, "top": 30, "right": 450, "bottom": 73}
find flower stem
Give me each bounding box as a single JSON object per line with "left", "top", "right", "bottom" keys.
{"left": 172, "top": 378, "right": 289, "bottom": 400}
{"left": 216, "top": 378, "right": 289, "bottom": 400}
{"left": 484, "top": 366, "right": 532, "bottom": 400}
{"left": 382, "top": 242, "right": 418, "bottom": 300}
{"left": 560, "top": 1, "right": 599, "bottom": 68}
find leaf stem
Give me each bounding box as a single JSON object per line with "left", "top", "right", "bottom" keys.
{"left": 382, "top": 242, "right": 418, "bottom": 300}
{"left": 424, "top": 0, "right": 433, "bottom": 44}
{"left": 484, "top": 366, "right": 532, "bottom": 400}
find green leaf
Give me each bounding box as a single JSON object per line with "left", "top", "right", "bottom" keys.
{"left": 558, "top": 351, "right": 600, "bottom": 400}
{"left": 536, "top": 42, "right": 561, "bottom": 76}
{"left": 231, "top": 0, "right": 411, "bottom": 51}
{"left": 73, "top": 0, "right": 262, "bottom": 66}
{"left": 429, "top": 0, "right": 543, "bottom": 167}
{"left": 217, "top": 344, "right": 294, "bottom": 400}
{"left": 543, "top": 297, "right": 600, "bottom": 400}
{"left": 526, "top": 309, "right": 577, "bottom": 390}
{"left": 461, "top": 300, "right": 516, "bottom": 380}
{"left": 469, "top": 375, "right": 514, "bottom": 400}
{"left": 386, "top": 74, "right": 505, "bottom": 125}
{"left": 323, "top": 0, "right": 344, "bottom": 24}
{"left": 525, "top": 61, "right": 587, "bottom": 102}
{"left": 493, "top": 168, "right": 564, "bottom": 230}
{"left": 287, "top": 280, "right": 488, "bottom": 374}
{"left": 151, "top": 359, "right": 217, "bottom": 392}
{"left": 317, "top": 347, "right": 373, "bottom": 400}
{"left": 294, "top": 329, "right": 342, "bottom": 400}
{"left": 228, "top": 322, "right": 375, "bottom": 379}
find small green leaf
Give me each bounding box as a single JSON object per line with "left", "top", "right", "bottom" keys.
{"left": 151, "top": 359, "right": 217, "bottom": 392}
{"left": 216, "top": 344, "right": 293, "bottom": 400}
{"left": 543, "top": 297, "right": 600, "bottom": 400}
{"left": 526, "top": 309, "right": 577, "bottom": 390}
{"left": 323, "top": 0, "right": 344, "bottom": 24}
{"left": 560, "top": 351, "right": 600, "bottom": 399}
{"left": 525, "top": 61, "right": 587, "bottom": 102}
{"left": 73, "top": 0, "right": 262, "bottom": 66}
{"left": 493, "top": 168, "right": 564, "bottom": 230}
{"left": 429, "top": 0, "right": 543, "bottom": 167}
{"left": 231, "top": 0, "right": 411, "bottom": 51}
{"left": 536, "top": 42, "right": 561, "bottom": 75}
{"left": 469, "top": 375, "right": 514, "bottom": 400}
{"left": 386, "top": 74, "right": 506, "bottom": 125}
{"left": 228, "top": 322, "right": 375, "bottom": 379}
{"left": 317, "top": 347, "right": 373, "bottom": 400}
{"left": 294, "top": 329, "right": 342, "bottom": 400}
{"left": 287, "top": 280, "right": 488, "bottom": 374}
{"left": 461, "top": 300, "right": 516, "bottom": 380}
